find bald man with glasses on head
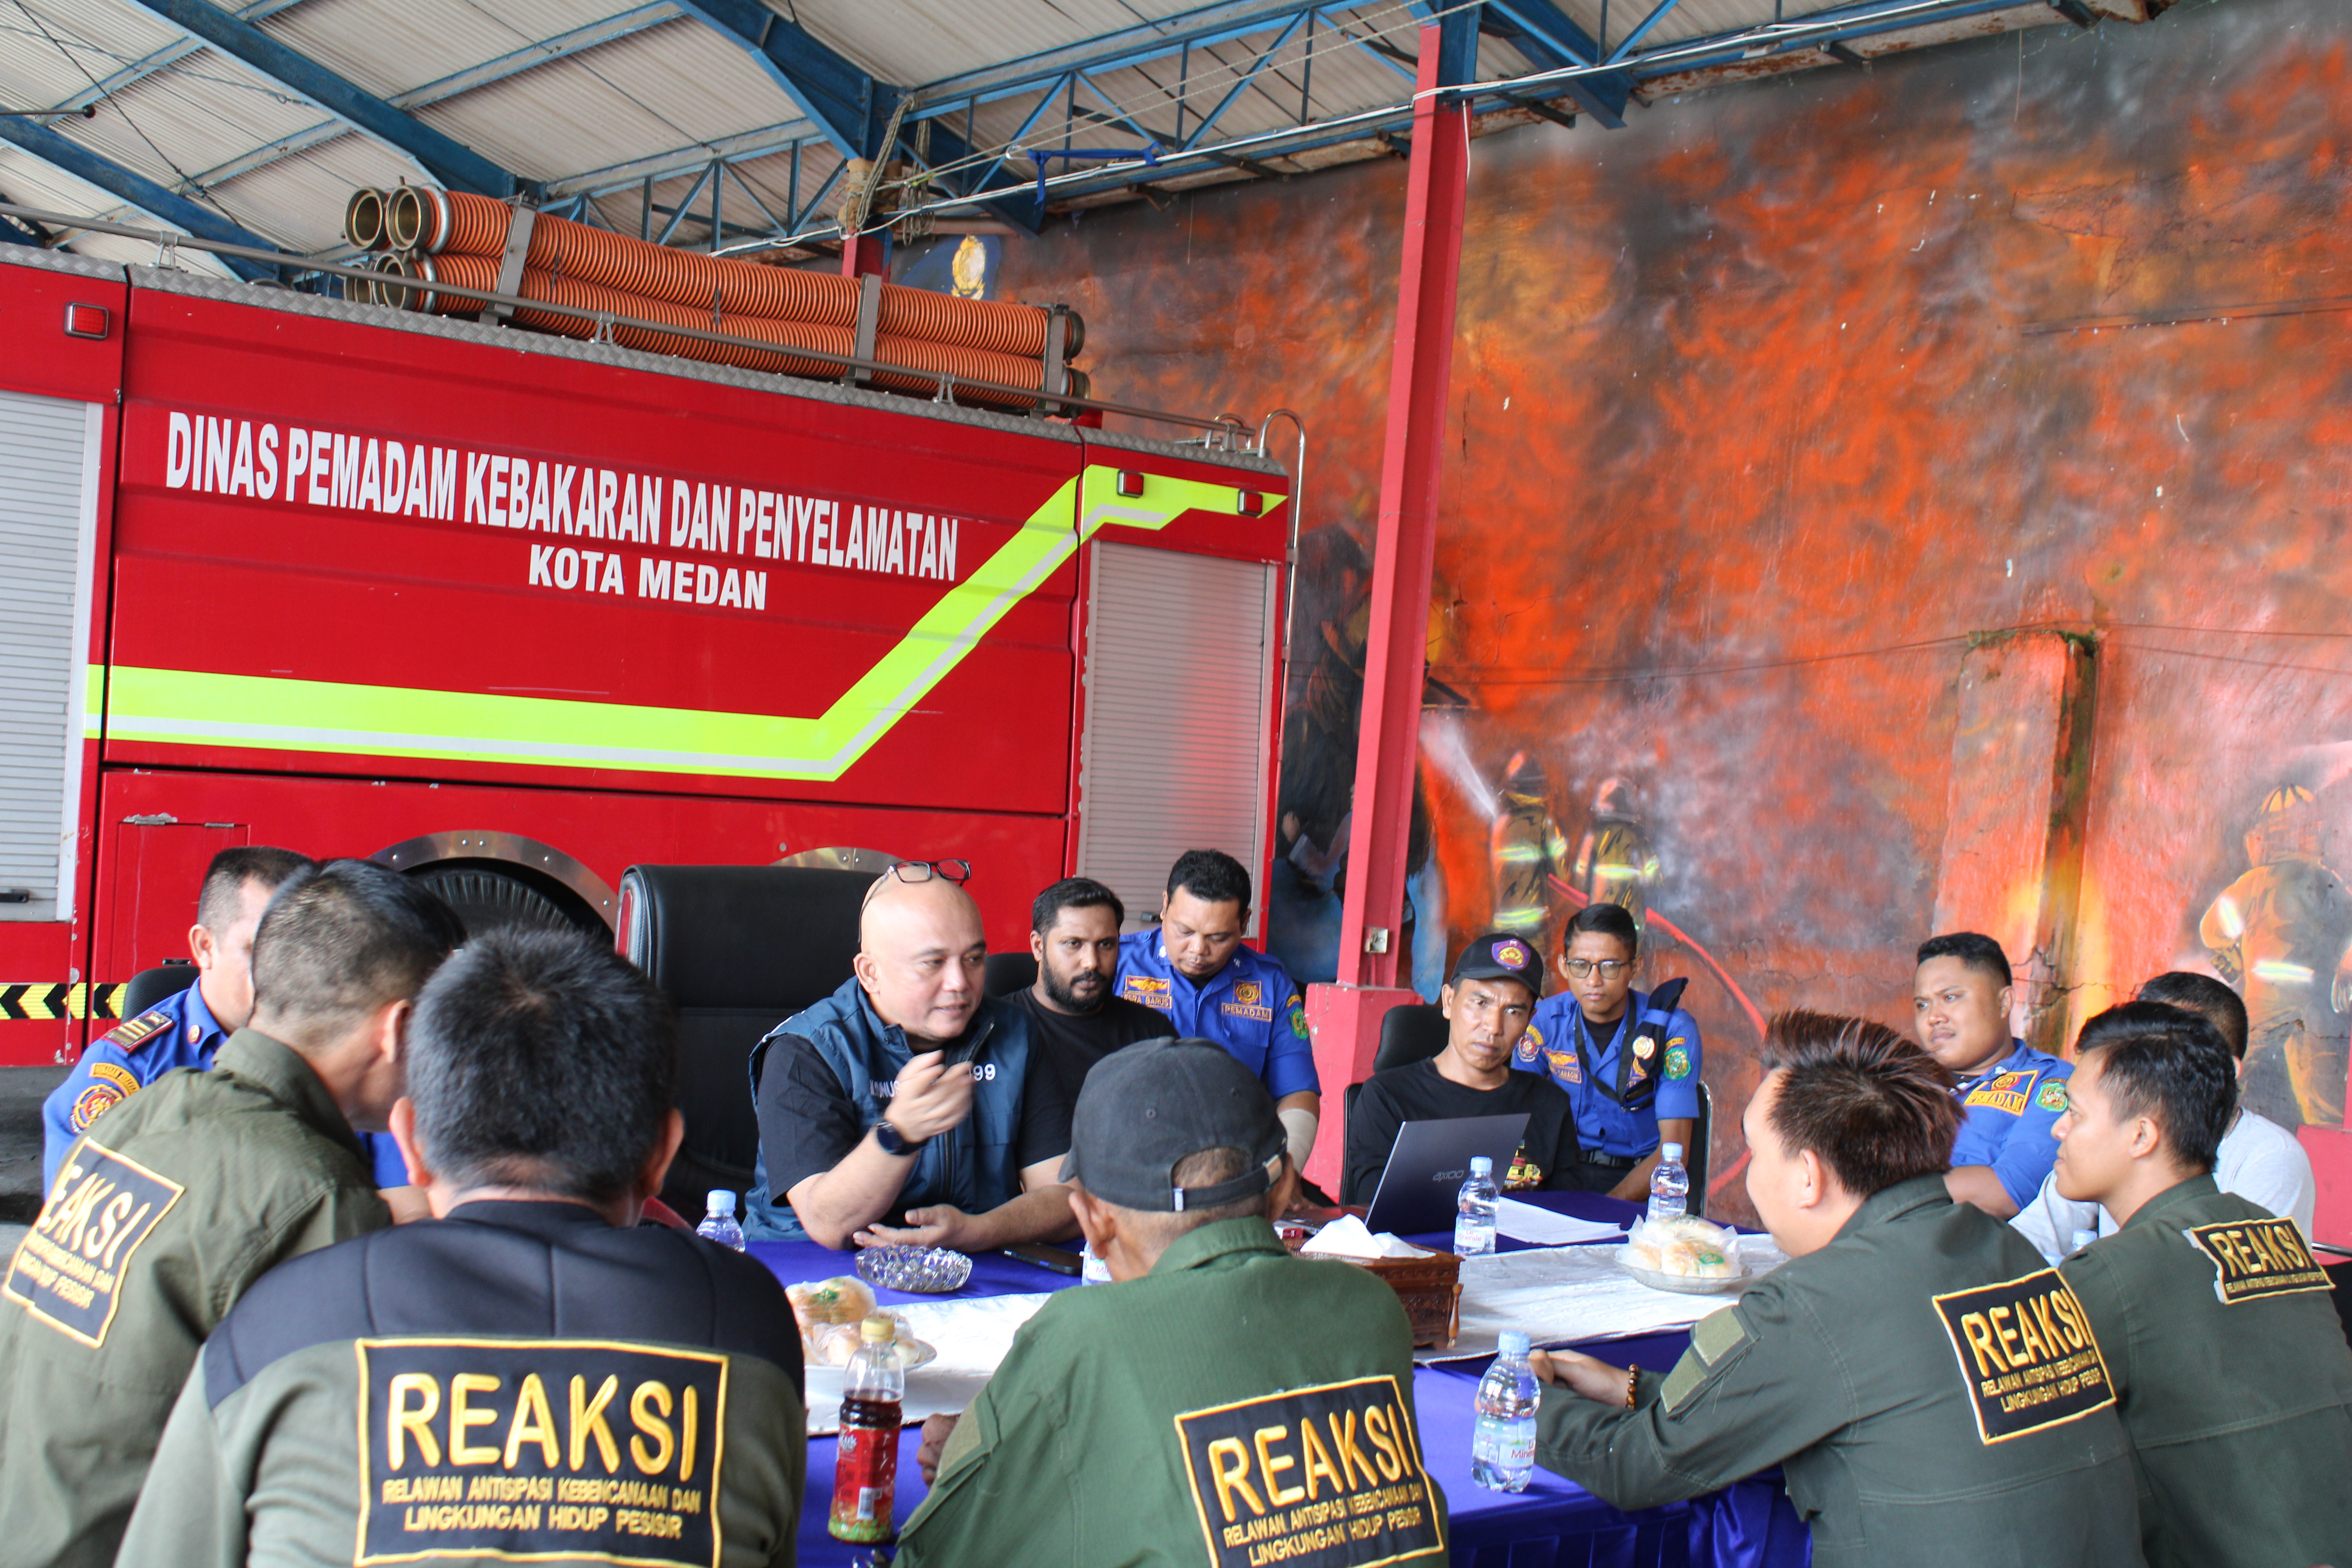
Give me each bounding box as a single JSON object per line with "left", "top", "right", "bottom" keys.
{"left": 745, "top": 860, "right": 1081, "bottom": 1251}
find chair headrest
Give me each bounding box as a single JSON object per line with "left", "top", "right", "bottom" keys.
{"left": 619, "top": 864, "right": 869, "bottom": 1011}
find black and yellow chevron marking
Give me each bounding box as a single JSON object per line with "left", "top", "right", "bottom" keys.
{"left": 0, "top": 983, "right": 125, "bottom": 1022}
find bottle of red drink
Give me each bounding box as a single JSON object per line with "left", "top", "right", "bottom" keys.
{"left": 828, "top": 1316, "right": 906, "bottom": 1543}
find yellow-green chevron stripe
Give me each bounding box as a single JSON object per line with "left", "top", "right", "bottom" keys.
{"left": 100, "top": 466, "right": 1267, "bottom": 782}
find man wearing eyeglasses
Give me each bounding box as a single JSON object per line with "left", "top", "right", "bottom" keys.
{"left": 1514, "top": 902, "right": 1703, "bottom": 1201}
{"left": 743, "top": 861, "right": 1079, "bottom": 1251}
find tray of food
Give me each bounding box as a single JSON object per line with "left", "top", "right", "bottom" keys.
{"left": 1618, "top": 1215, "right": 1749, "bottom": 1295}
{"left": 786, "top": 1275, "right": 938, "bottom": 1370}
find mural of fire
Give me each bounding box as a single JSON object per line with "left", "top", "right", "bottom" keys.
{"left": 1000, "top": 0, "right": 2352, "bottom": 1218}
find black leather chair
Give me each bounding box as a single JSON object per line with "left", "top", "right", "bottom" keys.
{"left": 1374, "top": 1003, "right": 1449, "bottom": 1073}
{"left": 1685, "top": 1081, "right": 1713, "bottom": 1218}
{"left": 1341, "top": 1003, "right": 1452, "bottom": 1199}
{"left": 618, "top": 864, "right": 870, "bottom": 1217}
{"left": 985, "top": 951, "right": 1037, "bottom": 998}
{"left": 121, "top": 960, "right": 198, "bottom": 1018}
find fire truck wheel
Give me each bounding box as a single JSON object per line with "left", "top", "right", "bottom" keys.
{"left": 408, "top": 863, "right": 606, "bottom": 941}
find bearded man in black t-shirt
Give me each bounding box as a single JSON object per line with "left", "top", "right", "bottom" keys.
{"left": 1345, "top": 932, "right": 1584, "bottom": 1203}
{"left": 1006, "top": 878, "right": 1177, "bottom": 1154}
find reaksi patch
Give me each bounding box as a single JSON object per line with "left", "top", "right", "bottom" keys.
{"left": 356, "top": 1337, "right": 729, "bottom": 1568}
{"left": 3, "top": 1138, "right": 183, "bottom": 1348}
{"left": 2184, "top": 1217, "right": 2330, "bottom": 1305}
{"left": 1174, "top": 1374, "right": 1444, "bottom": 1568}
{"left": 1932, "top": 1269, "right": 2114, "bottom": 1445}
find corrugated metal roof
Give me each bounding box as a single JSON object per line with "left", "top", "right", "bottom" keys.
{"left": 0, "top": 0, "right": 2095, "bottom": 268}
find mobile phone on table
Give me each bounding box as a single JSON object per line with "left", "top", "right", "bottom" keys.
{"left": 1002, "top": 1243, "right": 1082, "bottom": 1276}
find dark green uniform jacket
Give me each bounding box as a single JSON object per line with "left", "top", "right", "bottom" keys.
{"left": 118, "top": 1199, "right": 806, "bottom": 1568}
{"left": 2060, "top": 1174, "right": 2352, "bottom": 1568}
{"left": 898, "top": 1217, "right": 1449, "bottom": 1568}
{"left": 0, "top": 1029, "right": 390, "bottom": 1568}
{"left": 1537, "top": 1175, "right": 2141, "bottom": 1567}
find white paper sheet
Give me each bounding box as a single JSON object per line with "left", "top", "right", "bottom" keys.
{"left": 804, "top": 1290, "right": 1056, "bottom": 1434}
{"left": 1494, "top": 1200, "right": 1633, "bottom": 1247}
{"left": 1415, "top": 1235, "right": 1788, "bottom": 1363}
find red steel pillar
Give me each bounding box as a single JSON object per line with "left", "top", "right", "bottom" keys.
{"left": 841, "top": 229, "right": 888, "bottom": 277}
{"left": 1303, "top": 15, "right": 1476, "bottom": 1196}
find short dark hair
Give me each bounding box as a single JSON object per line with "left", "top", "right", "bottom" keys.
{"left": 1167, "top": 849, "right": 1250, "bottom": 910}
{"left": 2135, "top": 972, "right": 2250, "bottom": 1060}
{"left": 407, "top": 928, "right": 678, "bottom": 1203}
{"left": 1564, "top": 902, "right": 1639, "bottom": 954}
{"left": 197, "top": 846, "right": 313, "bottom": 931}
{"left": 1916, "top": 931, "right": 2012, "bottom": 990}
{"left": 1033, "top": 876, "right": 1124, "bottom": 934}
{"left": 1117, "top": 1145, "right": 1271, "bottom": 1241}
{"left": 249, "top": 860, "right": 466, "bottom": 1041}
{"left": 1760, "top": 1010, "right": 1961, "bottom": 1197}
{"left": 2073, "top": 1002, "right": 2236, "bottom": 1172}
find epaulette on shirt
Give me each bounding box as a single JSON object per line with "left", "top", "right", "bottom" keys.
{"left": 100, "top": 1008, "right": 173, "bottom": 1054}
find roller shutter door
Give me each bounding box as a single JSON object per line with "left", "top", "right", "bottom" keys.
{"left": 0, "top": 388, "right": 100, "bottom": 923}
{"left": 1075, "top": 541, "right": 1277, "bottom": 935}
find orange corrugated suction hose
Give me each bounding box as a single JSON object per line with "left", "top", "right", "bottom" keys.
{"left": 877, "top": 285, "right": 1063, "bottom": 359}
{"left": 390, "top": 186, "right": 1074, "bottom": 359}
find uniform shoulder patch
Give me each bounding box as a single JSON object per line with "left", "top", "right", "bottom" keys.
{"left": 68, "top": 1082, "right": 125, "bottom": 1133}
{"left": 355, "top": 1337, "right": 728, "bottom": 1566}
{"left": 1664, "top": 1044, "right": 1693, "bottom": 1080}
{"left": 2034, "top": 1081, "right": 2068, "bottom": 1113}
{"left": 5, "top": 1138, "right": 184, "bottom": 1348}
{"left": 98, "top": 1008, "right": 172, "bottom": 1054}
{"left": 1514, "top": 1024, "right": 1543, "bottom": 1063}
{"left": 1287, "top": 1000, "right": 1308, "bottom": 1040}
{"left": 1661, "top": 1307, "right": 1753, "bottom": 1414}
{"left": 1173, "top": 1374, "right": 1443, "bottom": 1568}
{"left": 1931, "top": 1269, "right": 2114, "bottom": 1444}
{"left": 2184, "top": 1217, "right": 2330, "bottom": 1304}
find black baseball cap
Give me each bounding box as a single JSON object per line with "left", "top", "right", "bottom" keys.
{"left": 1059, "top": 1038, "right": 1286, "bottom": 1212}
{"left": 1448, "top": 931, "right": 1543, "bottom": 998}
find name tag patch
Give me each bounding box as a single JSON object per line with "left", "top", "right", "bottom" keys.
{"left": 2185, "top": 1218, "right": 2330, "bottom": 1304}
{"left": 358, "top": 1337, "right": 728, "bottom": 1568}
{"left": 1932, "top": 1269, "right": 2114, "bottom": 1445}
{"left": 1123, "top": 976, "right": 1173, "bottom": 1013}
{"left": 1174, "top": 1375, "right": 1443, "bottom": 1568}
{"left": 1963, "top": 1072, "right": 2035, "bottom": 1117}
{"left": 3, "top": 1139, "right": 183, "bottom": 1348}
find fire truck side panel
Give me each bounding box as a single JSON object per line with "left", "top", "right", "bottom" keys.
{"left": 107, "top": 286, "right": 1088, "bottom": 810}
{"left": 86, "top": 767, "right": 1066, "bottom": 982}
{"left": 0, "top": 252, "right": 125, "bottom": 1065}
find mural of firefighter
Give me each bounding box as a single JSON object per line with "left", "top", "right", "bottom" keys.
{"left": 2200, "top": 784, "right": 2352, "bottom": 1129}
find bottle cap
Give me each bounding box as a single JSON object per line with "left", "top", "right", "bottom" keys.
{"left": 1660, "top": 1143, "right": 1684, "bottom": 1163}
{"left": 1498, "top": 1330, "right": 1532, "bottom": 1357}
{"left": 859, "top": 1316, "right": 895, "bottom": 1343}
{"left": 706, "top": 1189, "right": 735, "bottom": 1215}
{"left": 1469, "top": 1156, "right": 1493, "bottom": 1176}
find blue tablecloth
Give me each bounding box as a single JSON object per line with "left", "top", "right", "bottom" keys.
{"left": 763, "top": 1193, "right": 1810, "bottom": 1568}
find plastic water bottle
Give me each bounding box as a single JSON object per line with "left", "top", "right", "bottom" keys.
{"left": 1081, "top": 1241, "right": 1112, "bottom": 1285}
{"left": 1455, "top": 1156, "right": 1499, "bottom": 1256}
{"left": 1647, "top": 1143, "right": 1690, "bottom": 1223}
{"left": 1472, "top": 1330, "right": 1540, "bottom": 1492}
{"left": 828, "top": 1318, "right": 906, "bottom": 1542}
{"left": 695, "top": 1189, "right": 745, "bottom": 1251}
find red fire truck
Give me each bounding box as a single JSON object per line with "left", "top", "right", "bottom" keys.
{"left": 0, "top": 242, "right": 1293, "bottom": 1067}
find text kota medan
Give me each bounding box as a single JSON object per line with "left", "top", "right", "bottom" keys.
{"left": 159, "top": 410, "right": 969, "bottom": 612}
{"left": 1176, "top": 1376, "right": 1446, "bottom": 1568}
{"left": 357, "top": 1338, "right": 728, "bottom": 1568}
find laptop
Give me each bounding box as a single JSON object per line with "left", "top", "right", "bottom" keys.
{"left": 1362, "top": 1113, "right": 1531, "bottom": 1238}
